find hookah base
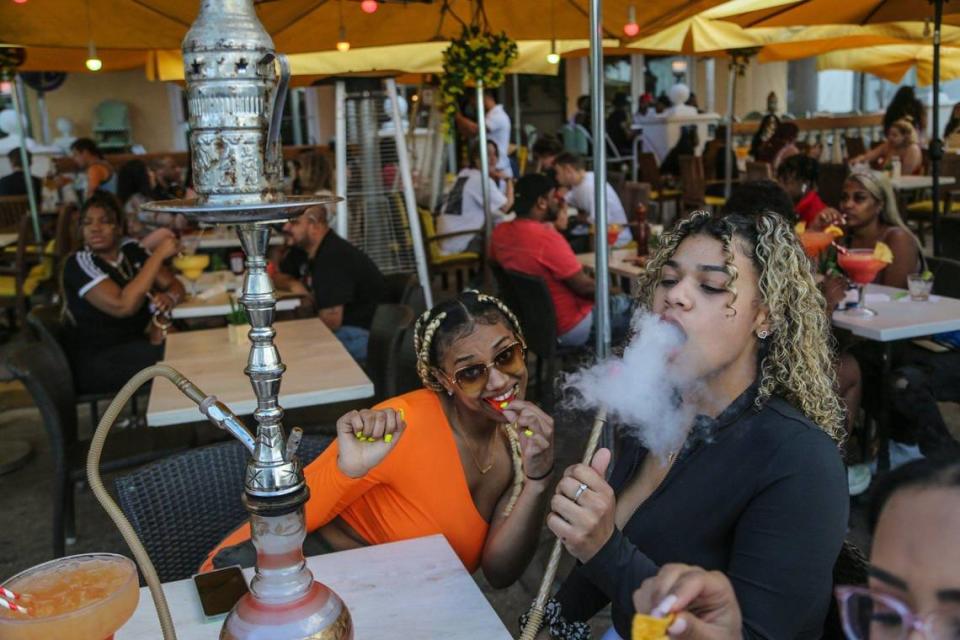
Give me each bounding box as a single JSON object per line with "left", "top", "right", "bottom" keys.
{"left": 220, "top": 581, "right": 353, "bottom": 640}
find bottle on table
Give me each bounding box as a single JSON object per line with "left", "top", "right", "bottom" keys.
{"left": 634, "top": 202, "right": 651, "bottom": 257}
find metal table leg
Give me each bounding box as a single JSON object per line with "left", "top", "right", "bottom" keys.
{"left": 877, "top": 342, "right": 893, "bottom": 472}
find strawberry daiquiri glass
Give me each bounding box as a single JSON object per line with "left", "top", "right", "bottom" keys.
{"left": 0, "top": 553, "right": 139, "bottom": 640}
{"left": 837, "top": 249, "right": 887, "bottom": 317}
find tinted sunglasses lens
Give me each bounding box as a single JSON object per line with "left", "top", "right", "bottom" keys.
{"left": 495, "top": 343, "right": 525, "bottom": 374}
{"left": 454, "top": 364, "right": 489, "bottom": 394}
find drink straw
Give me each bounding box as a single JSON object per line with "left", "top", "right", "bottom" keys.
{"left": 0, "top": 594, "right": 29, "bottom": 615}
{"left": 832, "top": 241, "right": 848, "bottom": 255}
{"left": 0, "top": 586, "right": 26, "bottom": 602}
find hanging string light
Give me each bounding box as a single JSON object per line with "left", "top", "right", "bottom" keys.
{"left": 623, "top": 4, "right": 639, "bottom": 38}
{"left": 337, "top": 0, "right": 351, "bottom": 51}
{"left": 360, "top": 0, "right": 378, "bottom": 13}
{"left": 546, "top": 0, "right": 559, "bottom": 64}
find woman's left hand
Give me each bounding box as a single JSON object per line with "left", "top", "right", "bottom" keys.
{"left": 501, "top": 400, "right": 554, "bottom": 481}
{"left": 546, "top": 448, "right": 615, "bottom": 563}
{"left": 151, "top": 292, "right": 178, "bottom": 313}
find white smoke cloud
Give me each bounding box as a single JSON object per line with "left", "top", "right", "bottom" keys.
{"left": 563, "top": 311, "right": 697, "bottom": 459}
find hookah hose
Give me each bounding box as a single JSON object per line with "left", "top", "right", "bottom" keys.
{"left": 518, "top": 407, "right": 608, "bottom": 640}
{"left": 86, "top": 364, "right": 209, "bottom": 640}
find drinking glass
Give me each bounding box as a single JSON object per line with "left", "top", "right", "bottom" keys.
{"left": 837, "top": 249, "right": 887, "bottom": 317}
{"left": 906, "top": 274, "right": 934, "bottom": 301}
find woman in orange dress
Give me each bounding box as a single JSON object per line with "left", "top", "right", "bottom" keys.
{"left": 203, "top": 291, "right": 556, "bottom": 587}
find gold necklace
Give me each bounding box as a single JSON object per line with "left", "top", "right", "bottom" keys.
{"left": 453, "top": 415, "right": 500, "bottom": 475}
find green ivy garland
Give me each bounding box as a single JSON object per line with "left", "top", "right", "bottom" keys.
{"left": 440, "top": 26, "right": 518, "bottom": 133}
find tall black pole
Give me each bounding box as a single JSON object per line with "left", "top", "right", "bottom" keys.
{"left": 931, "top": 0, "right": 945, "bottom": 257}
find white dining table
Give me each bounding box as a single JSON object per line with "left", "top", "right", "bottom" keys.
{"left": 832, "top": 283, "right": 960, "bottom": 469}
{"left": 0, "top": 233, "right": 18, "bottom": 248}
{"left": 890, "top": 175, "right": 957, "bottom": 192}
{"left": 117, "top": 535, "right": 511, "bottom": 640}
{"left": 146, "top": 318, "right": 373, "bottom": 426}
{"left": 171, "top": 271, "right": 301, "bottom": 319}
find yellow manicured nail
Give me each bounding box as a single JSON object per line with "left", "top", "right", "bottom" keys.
{"left": 397, "top": 408, "right": 405, "bottom": 421}
{"left": 366, "top": 436, "right": 377, "bottom": 443}
{"left": 384, "top": 434, "right": 393, "bottom": 443}
{"left": 524, "top": 429, "right": 534, "bottom": 437}
{"left": 354, "top": 431, "right": 363, "bottom": 439}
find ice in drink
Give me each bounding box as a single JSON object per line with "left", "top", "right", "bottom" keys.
{"left": 0, "top": 553, "right": 139, "bottom": 640}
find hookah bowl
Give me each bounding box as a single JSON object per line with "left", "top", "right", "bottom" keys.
{"left": 143, "top": 1, "right": 351, "bottom": 638}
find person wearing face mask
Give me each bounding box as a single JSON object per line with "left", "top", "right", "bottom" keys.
{"left": 202, "top": 291, "right": 556, "bottom": 589}
{"left": 490, "top": 174, "right": 633, "bottom": 348}
{"left": 529, "top": 212, "right": 848, "bottom": 640}
{"left": 629, "top": 455, "right": 960, "bottom": 640}
{"left": 850, "top": 120, "right": 923, "bottom": 177}
{"left": 810, "top": 168, "right": 922, "bottom": 289}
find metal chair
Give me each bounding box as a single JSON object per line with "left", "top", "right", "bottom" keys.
{"left": 114, "top": 436, "right": 332, "bottom": 583}
{"left": 558, "top": 123, "right": 591, "bottom": 157}
{"left": 417, "top": 207, "right": 480, "bottom": 293}
{"left": 5, "top": 338, "right": 196, "bottom": 557}
{"left": 636, "top": 152, "right": 681, "bottom": 224}
{"left": 93, "top": 100, "right": 132, "bottom": 152}
{"left": 366, "top": 303, "right": 415, "bottom": 403}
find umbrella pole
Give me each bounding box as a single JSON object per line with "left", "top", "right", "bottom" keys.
{"left": 477, "top": 80, "right": 493, "bottom": 266}
{"left": 12, "top": 74, "right": 42, "bottom": 245}
{"left": 589, "top": 0, "right": 610, "bottom": 360}
{"left": 931, "top": 0, "right": 944, "bottom": 257}
{"left": 724, "top": 59, "right": 737, "bottom": 200}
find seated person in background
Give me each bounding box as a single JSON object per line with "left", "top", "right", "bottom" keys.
{"left": 632, "top": 455, "right": 960, "bottom": 640}
{"left": 70, "top": 138, "right": 117, "bottom": 200}
{"left": 606, "top": 92, "right": 635, "bottom": 156}
{"left": 117, "top": 159, "right": 187, "bottom": 251}
{"left": 553, "top": 152, "right": 632, "bottom": 247}
{"left": 204, "top": 291, "right": 556, "bottom": 588}
{"left": 61, "top": 191, "right": 183, "bottom": 395}
{"left": 0, "top": 148, "right": 42, "bottom": 199}
{"left": 763, "top": 122, "right": 801, "bottom": 171}
{"left": 490, "top": 174, "right": 632, "bottom": 348}
{"left": 720, "top": 179, "right": 796, "bottom": 224}
{"left": 527, "top": 135, "right": 564, "bottom": 175}
{"left": 850, "top": 119, "right": 923, "bottom": 176}
{"left": 658, "top": 126, "right": 698, "bottom": 179}
{"left": 436, "top": 140, "right": 515, "bottom": 255}
{"left": 150, "top": 156, "right": 185, "bottom": 200}
{"left": 811, "top": 168, "right": 921, "bottom": 289}
{"left": 538, "top": 212, "right": 847, "bottom": 639}
{"left": 274, "top": 198, "right": 385, "bottom": 363}
{"left": 777, "top": 155, "right": 828, "bottom": 225}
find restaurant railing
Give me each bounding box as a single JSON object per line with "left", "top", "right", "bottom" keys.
{"left": 731, "top": 113, "right": 885, "bottom": 153}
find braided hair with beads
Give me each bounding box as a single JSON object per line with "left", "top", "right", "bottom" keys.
{"left": 413, "top": 290, "right": 527, "bottom": 516}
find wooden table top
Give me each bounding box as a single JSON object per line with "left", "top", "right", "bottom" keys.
{"left": 577, "top": 248, "right": 647, "bottom": 279}
{"left": 146, "top": 318, "right": 373, "bottom": 426}
{"left": 172, "top": 271, "right": 301, "bottom": 319}
{"left": 117, "top": 535, "right": 511, "bottom": 640}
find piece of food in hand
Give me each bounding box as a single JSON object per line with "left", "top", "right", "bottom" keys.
{"left": 794, "top": 221, "right": 807, "bottom": 234}
{"left": 632, "top": 612, "right": 676, "bottom": 640}
{"left": 824, "top": 224, "right": 844, "bottom": 238}
{"left": 873, "top": 241, "right": 894, "bottom": 264}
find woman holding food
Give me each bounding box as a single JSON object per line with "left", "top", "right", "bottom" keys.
{"left": 530, "top": 212, "right": 848, "bottom": 639}
{"left": 203, "top": 290, "right": 556, "bottom": 588}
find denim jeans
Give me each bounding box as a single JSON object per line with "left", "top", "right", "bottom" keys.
{"left": 335, "top": 325, "right": 370, "bottom": 363}
{"left": 557, "top": 293, "right": 634, "bottom": 348}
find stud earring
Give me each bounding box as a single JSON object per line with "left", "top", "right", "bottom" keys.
{"left": 757, "top": 329, "right": 769, "bottom": 339}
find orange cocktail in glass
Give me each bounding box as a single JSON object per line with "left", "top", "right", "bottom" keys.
{"left": 838, "top": 249, "right": 887, "bottom": 317}
{"left": 799, "top": 231, "right": 833, "bottom": 258}
{"left": 606, "top": 224, "right": 621, "bottom": 246}
{"left": 0, "top": 553, "right": 139, "bottom": 640}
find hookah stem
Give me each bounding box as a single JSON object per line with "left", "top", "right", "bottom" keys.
{"left": 518, "top": 406, "right": 608, "bottom": 640}
{"left": 86, "top": 364, "right": 208, "bottom": 640}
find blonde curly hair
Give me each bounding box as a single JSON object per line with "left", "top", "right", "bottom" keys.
{"left": 636, "top": 211, "right": 845, "bottom": 441}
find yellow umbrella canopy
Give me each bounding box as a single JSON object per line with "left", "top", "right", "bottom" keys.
{"left": 148, "top": 39, "right": 619, "bottom": 82}
{"left": 1, "top": 0, "right": 725, "bottom": 52}
{"left": 722, "top": 0, "right": 960, "bottom": 27}
{"left": 818, "top": 44, "right": 960, "bottom": 86}
{"left": 759, "top": 22, "right": 960, "bottom": 62}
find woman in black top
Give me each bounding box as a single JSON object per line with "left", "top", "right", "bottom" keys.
{"left": 61, "top": 192, "right": 184, "bottom": 394}
{"left": 536, "top": 212, "right": 848, "bottom": 639}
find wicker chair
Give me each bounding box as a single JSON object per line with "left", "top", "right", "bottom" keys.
{"left": 417, "top": 207, "right": 480, "bottom": 292}
{"left": 114, "top": 436, "right": 332, "bottom": 583}
{"left": 0, "top": 214, "right": 55, "bottom": 328}
{"left": 636, "top": 152, "right": 681, "bottom": 222}
{"left": 5, "top": 338, "right": 196, "bottom": 557}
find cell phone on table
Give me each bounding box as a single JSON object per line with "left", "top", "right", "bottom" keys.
{"left": 192, "top": 565, "right": 249, "bottom": 620}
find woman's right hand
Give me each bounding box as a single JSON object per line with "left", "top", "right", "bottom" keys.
{"left": 154, "top": 235, "right": 181, "bottom": 260}
{"left": 632, "top": 564, "right": 742, "bottom": 640}
{"left": 809, "top": 206, "right": 844, "bottom": 231}
{"left": 336, "top": 408, "right": 406, "bottom": 479}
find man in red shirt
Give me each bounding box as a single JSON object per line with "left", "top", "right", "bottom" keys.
{"left": 490, "top": 174, "right": 631, "bottom": 347}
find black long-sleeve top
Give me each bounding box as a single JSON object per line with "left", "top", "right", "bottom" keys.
{"left": 554, "top": 384, "right": 848, "bottom": 639}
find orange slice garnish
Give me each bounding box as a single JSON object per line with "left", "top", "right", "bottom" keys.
{"left": 632, "top": 613, "right": 675, "bottom": 640}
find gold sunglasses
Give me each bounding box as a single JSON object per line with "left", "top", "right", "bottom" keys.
{"left": 438, "top": 341, "right": 527, "bottom": 395}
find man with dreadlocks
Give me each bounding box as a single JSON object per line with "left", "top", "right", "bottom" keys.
{"left": 202, "top": 291, "right": 556, "bottom": 588}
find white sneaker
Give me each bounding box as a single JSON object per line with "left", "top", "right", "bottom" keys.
{"left": 847, "top": 464, "right": 872, "bottom": 497}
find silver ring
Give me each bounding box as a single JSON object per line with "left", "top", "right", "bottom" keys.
{"left": 573, "top": 482, "right": 588, "bottom": 504}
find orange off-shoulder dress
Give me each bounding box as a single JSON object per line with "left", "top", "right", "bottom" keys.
{"left": 200, "top": 389, "right": 490, "bottom": 573}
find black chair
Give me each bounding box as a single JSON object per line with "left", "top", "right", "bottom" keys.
{"left": 383, "top": 272, "right": 416, "bottom": 304}
{"left": 5, "top": 338, "right": 196, "bottom": 557}
{"left": 400, "top": 278, "right": 428, "bottom": 317}
{"left": 926, "top": 255, "right": 960, "bottom": 299}
{"left": 365, "top": 303, "right": 415, "bottom": 403}
{"left": 26, "top": 305, "right": 147, "bottom": 429}
{"left": 500, "top": 269, "right": 585, "bottom": 409}
{"left": 114, "top": 435, "right": 332, "bottom": 583}
{"left": 393, "top": 323, "right": 422, "bottom": 396}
